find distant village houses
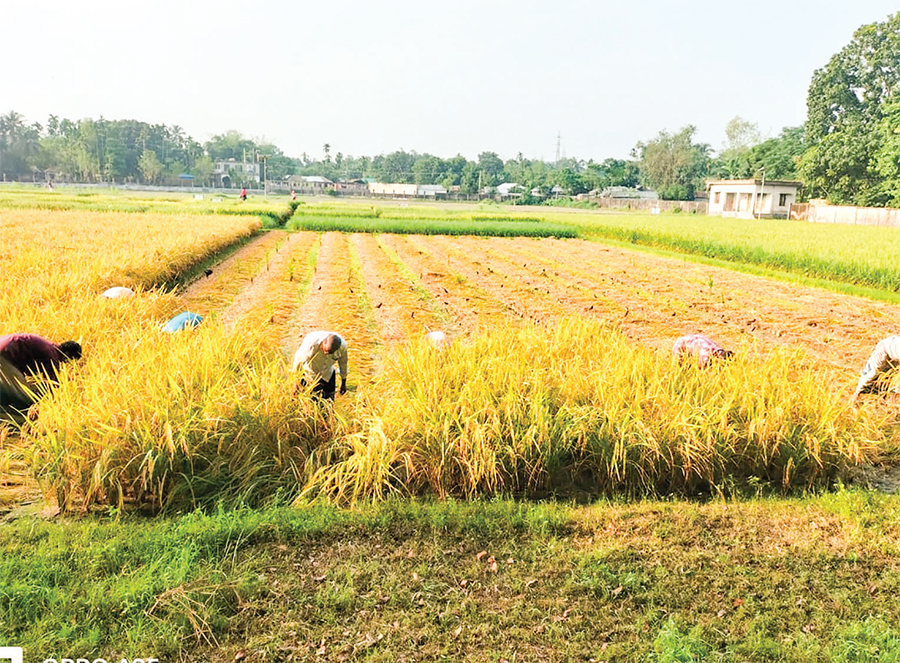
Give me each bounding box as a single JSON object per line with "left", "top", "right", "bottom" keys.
{"left": 288, "top": 175, "right": 335, "bottom": 194}
{"left": 596, "top": 186, "right": 659, "bottom": 200}
{"left": 333, "top": 179, "right": 368, "bottom": 196}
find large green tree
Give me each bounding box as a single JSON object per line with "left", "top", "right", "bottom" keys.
{"left": 0, "top": 111, "right": 42, "bottom": 179}
{"left": 714, "top": 116, "right": 761, "bottom": 179}
{"left": 873, "top": 101, "right": 900, "bottom": 205}
{"left": 633, "top": 125, "right": 710, "bottom": 200}
{"left": 745, "top": 126, "right": 806, "bottom": 181}
{"left": 800, "top": 12, "right": 900, "bottom": 204}
{"left": 138, "top": 149, "right": 164, "bottom": 184}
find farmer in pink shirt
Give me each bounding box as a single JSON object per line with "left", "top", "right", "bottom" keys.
{"left": 0, "top": 333, "right": 82, "bottom": 423}
{"left": 673, "top": 334, "right": 733, "bottom": 367}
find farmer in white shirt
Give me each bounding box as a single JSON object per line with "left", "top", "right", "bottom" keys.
{"left": 851, "top": 335, "right": 900, "bottom": 403}
{"left": 291, "top": 331, "right": 348, "bottom": 401}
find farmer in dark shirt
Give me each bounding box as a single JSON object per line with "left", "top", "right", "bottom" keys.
{"left": 0, "top": 334, "right": 82, "bottom": 423}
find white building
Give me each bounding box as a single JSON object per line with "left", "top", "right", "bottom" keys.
{"left": 368, "top": 183, "right": 447, "bottom": 198}
{"left": 213, "top": 159, "right": 260, "bottom": 185}
{"left": 707, "top": 178, "right": 801, "bottom": 219}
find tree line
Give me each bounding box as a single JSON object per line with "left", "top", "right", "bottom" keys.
{"left": 0, "top": 11, "right": 897, "bottom": 204}
{"left": 0, "top": 109, "right": 803, "bottom": 202}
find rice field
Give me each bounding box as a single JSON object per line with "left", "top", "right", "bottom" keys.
{"left": 2, "top": 195, "right": 900, "bottom": 513}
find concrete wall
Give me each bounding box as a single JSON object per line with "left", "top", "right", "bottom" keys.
{"left": 790, "top": 202, "right": 900, "bottom": 227}
{"left": 368, "top": 182, "right": 418, "bottom": 196}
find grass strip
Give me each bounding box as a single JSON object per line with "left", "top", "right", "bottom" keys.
{"left": 287, "top": 215, "right": 577, "bottom": 238}
{"left": 5, "top": 494, "right": 900, "bottom": 661}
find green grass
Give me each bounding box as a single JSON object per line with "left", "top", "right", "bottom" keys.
{"left": 287, "top": 214, "right": 577, "bottom": 238}
{"left": 6, "top": 493, "right": 900, "bottom": 661}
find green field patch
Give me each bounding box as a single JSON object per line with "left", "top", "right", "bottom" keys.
{"left": 287, "top": 214, "right": 576, "bottom": 237}
{"left": 5, "top": 496, "right": 900, "bottom": 661}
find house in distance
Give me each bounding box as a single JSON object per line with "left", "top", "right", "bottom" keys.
{"left": 707, "top": 178, "right": 801, "bottom": 219}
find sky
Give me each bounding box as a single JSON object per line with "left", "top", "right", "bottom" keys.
{"left": 5, "top": 1, "right": 899, "bottom": 163}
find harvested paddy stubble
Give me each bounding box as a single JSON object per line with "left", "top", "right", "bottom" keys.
{"left": 349, "top": 233, "right": 445, "bottom": 344}
{"left": 304, "top": 318, "right": 886, "bottom": 502}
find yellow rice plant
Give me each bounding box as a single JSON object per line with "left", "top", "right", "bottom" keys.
{"left": 303, "top": 317, "right": 889, "bottom": 501}
{"left": 0, "top": 209, "right": 332, "bottom": 512}
{"left": 21, "top": 320, "right": 333, "bottom": 513}
{"left": 0, "top": 209, "right": 260, "bottom": 336}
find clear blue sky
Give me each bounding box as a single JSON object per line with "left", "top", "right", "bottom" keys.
{"left": 6, "top": 0, "right": 898, "bottom": 162}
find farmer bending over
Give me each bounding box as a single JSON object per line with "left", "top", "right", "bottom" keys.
{"left": 0, "top": 333, "right": 82, "bottom": 423}
{"left": 164, "top": 312, "right": 203, "bottom": 332}
{"left": 292, "top": 331, "right": 348, "bottom": 401}
{"left": 851, "top": 335, "right": 900, "bottom": 403}
{"left": 673, "top": 334, "right": 733, "bottom": 367}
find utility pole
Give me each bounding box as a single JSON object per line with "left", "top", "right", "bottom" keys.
{"left": 755, "top": 166, "right": 766, "bottom": 219}
{"left": 555, "top": 132, "right": 561, "bottom": 164}
{"left": 258, "top": 155, "right": 270, "bottom": 198}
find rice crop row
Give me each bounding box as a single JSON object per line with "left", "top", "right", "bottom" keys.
{"left": 304, "top": 318, "right": 889, "bottom": 502}
{"left": 179, "top": 231, "right": 289, "bottom": 315}
{"left": 288, "top": 214, "right": 577, "bottom": 238}
{"left": 222, "top": 232, "right": 320, "bottom": 338}
{"left": 24, "top": 325, "right": 331, "bottom": 512}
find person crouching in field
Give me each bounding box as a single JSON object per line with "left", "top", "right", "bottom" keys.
{"left": 851, "top": 335, "right": 900, "bottom": 404}
{"left": 0, "top": 333, "right": 82, "bottom": 424}
{"left": 292, "top": 331, "right": 348, "bottom": 401}
{"left": 164, "top": 312, "right": 203, "bottom": 332}
{"left": 673, "top": 334, "right": 733, "bottom": 367}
